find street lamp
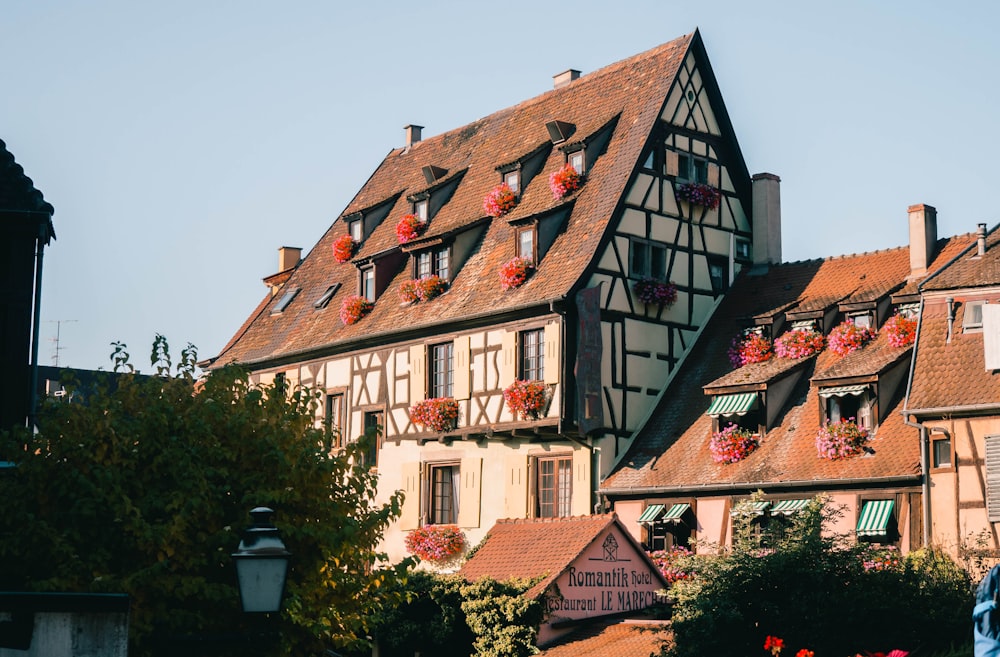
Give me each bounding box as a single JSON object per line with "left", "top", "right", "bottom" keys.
{"left": 232, "top": 507, "right": 291, "bottom": 613}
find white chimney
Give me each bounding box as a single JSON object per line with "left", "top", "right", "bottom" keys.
{"left": 553, "top": 69, "right": 580, "bottom": 89}
{"left": 752, "top": 173, "right": 782, "bottom": 266}
{"left": 404, "top": 124, "right": 423, "bottom": 147}
{"left": 977, "top": 223, "right": 988, "bottom": 257}
{"left": 907, "top": 203, "right": 937, "bottom": 278}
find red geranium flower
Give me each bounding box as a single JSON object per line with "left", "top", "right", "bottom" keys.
{"left": 549, "top": 162, "right": 582, "bottom": 199}
{"left": 395, "top": 213, "right": 426, "bottom": 244}
{"left": 332, "top": 235, "right": 358, "bottom": 263}
{"left": 483, "top": 183, "right": 518, "bottom": 218}
{"left": 499, "top": 256, "right": 534, "bottom": 291}
{"left": 339, "top": 294, "right": 373, "bottom": 326}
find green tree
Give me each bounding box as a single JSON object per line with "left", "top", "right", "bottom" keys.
{"left": 0, "top": 337, "right": 412, "bottom": 656}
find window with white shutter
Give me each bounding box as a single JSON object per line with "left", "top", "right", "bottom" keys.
{"left": 986, "top": 435, "right": 1000, "bottom": 522}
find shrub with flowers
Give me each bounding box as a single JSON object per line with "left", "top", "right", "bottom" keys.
{"left": 710, "top": 424, "right": 760, "bottom": 464}
{"left": 647, "top": 546, "right": 695, "bottom": 586}
{"left": 417, "top": 275, "right": 447, "bottom": 300}
{"left": 774, "top": 329, "right": 826, "bottom": 359}
{"left": 633, "top": 278, "right": 678, "bottom": 306}
{"left": 499, "top": 256, "right": 534, "bottom": 291}
{"left": 339, "top": 294, "right": 373, "bottom": 326}
{"left": 395, "top": 213, "right": 426, "bottom": 244}
{"left": 503, "top": 380, "right": 547, "bottom": 420}
{"left": 483, "top": 182, "right": 518, "bottom": 218}
{"left": 857, "top": 544, "right": 902, "bottom": 572}
{"left": 409, "top": 397, "right": 459, "bottom": 432}
{"left": 332, "top": 234, "right": 358, "bottom": 263}
{"left": 549, "top": 162, "right": 582, "bottom": 199}
{"left": 676, "top": 182, "right": 721, "bottom": 209}
{"left": 827, "top": 320, "right": 876, "bottom": 356}
{"left": 815, "top": 419, "right": 869, "bottom": 460}
{"left": 404, "top": 524, "right": 467, "bottom": 562}
{"left": 728, "top": 332, "right": 774, "bottom": 367}
{"left": 399, "top": 279, "right": 420, "bottom": 304}
{"left": 883, "top": 313, "right": 917, "bottom": 348}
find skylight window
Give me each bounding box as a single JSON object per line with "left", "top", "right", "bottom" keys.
{"left": 313, "top": 283, "right": 341, "bottom": 309}
{"left": 271, "top": 287, "right": 300, "bottom": 315}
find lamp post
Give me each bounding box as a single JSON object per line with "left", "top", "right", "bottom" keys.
{"left": 232, "top": 507, "right": 291, "bottom": 614}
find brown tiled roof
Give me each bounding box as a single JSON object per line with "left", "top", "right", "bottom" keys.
{"left": 603, "top": 238, "right": 969, "bottom": 493}
{"left": 460, "top": 515, "right": 618, "bottom": 601}
{"left": 212, "top": 34, "right": 697, "bottom": 367}
{"left": 538, "top": 620, "right": 669, "bottom": 657}
{"left": 0, "top": 139, "right": 54, "bottom": 216}
{"left": 921, "top": 226, "right": 1000, "bottom": 291}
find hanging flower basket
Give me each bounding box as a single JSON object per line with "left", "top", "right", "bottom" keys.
{"left": 827, "top": 320, "right": 876, "bottom": 356}
{"left": 499, "top": 256, "right": 534, "bottom": 291}
{"left": 727, "top": 332, "right": 774, "bottom": 367}
{"left": 549, "top": 163, "right": 582, "bottom": 199}
{"left": 404, "top": 524, "right": 467, "bottom": 563}
{"left": 332, "top": 235, "right": 358, "bottom": 263}
{"left": 339, "top": 294, "right": 373, "bottom": 326}
{"left": 774, "top": 329, "right": 826, "bottom": 359}
{"left": 647, "top": 546, "right": 694, "bottom": 585}
{"left": 409, "top": 397, "right": 459, "bottom": 432}
{"left": 399, "top": 280, "right": 420, "bottom": 304}
{"left": 676, "top": 182, "right": 721, "bottom": 210}
{"left": 395, "top": 213, "right": 427, "bottom": 244}
{"left": 417, "top": 275, "right": 447, "bottom": 300}
{"left": 503, "top": 380, "right": 548, "bottom": 420}
{"left": 483, "top": 182, "right": 518, "bottom": 218}
{"left": 710, "top": 424, "right": 760, "bottom": 464}
{"left": 883, "top": 313, "right": 917, "bottom": 348}
{"left": 815, "top": 419, "right": 869, "bottom": 460}
{"left": 633, "top": 278, "right": 678, "bottom": 306}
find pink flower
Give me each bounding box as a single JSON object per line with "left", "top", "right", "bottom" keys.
{"left": 827, "top": 320, "right": 876, "bottom": 356}
{"left": 409, "top": 397, "right": 459, "bottom": 432}
{"left": 815, "top": 419, "right": 869, "bottom": 460}
{"left": 774, "top": 329, "right": 826, "bottom": 359}
{"left": 395, "top": 213, "right": 427, "bottom": 244}
{"left": 633, "top": 278, "right": 678, "bottom": 306}
{"left": 647, "top": 546, "right": 693, "bottom": 585}
{"left": 503, "top": 380, "right": 548, "bottom": 419}
{"left": 483, "top": 183, "right": 518, "bottom": 218}
{"left": 339, "top": 294, "right": 373, "bottom": 325}
{"left": 404, "top": 524, "right": 467, "bottom": 562}
{"left": 499, "top": 256, "right": 534, "bottom": 291}
{"left": 883, "top": 313, "right": 916, "bottom": 348}
{"left": 710, "top": 424, "right": 759, "bottom": 464}
{"left": 549, "top": 162, "right": 582, "bottom": 199}
{"left": 728, "top": 332, "right": 774, "bottom": 367}
{"left": 676, "top": 182, "right": 721, "bottom": 209}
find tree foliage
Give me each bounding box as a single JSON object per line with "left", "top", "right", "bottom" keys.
{"left": 0, "top": 337, "right": 412, "bottom": 656}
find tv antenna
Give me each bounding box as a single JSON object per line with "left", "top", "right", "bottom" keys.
{"left": 47, "top": 319, "right": 78, "bottom": 367}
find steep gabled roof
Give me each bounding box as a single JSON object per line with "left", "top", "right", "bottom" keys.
{"left": 212, "top": 33, "right": 702, "bottom": 367}
{"left": 603, "top": 236, "right": 970, "bottom": 494}
{"left": 0, "top": 139, "right": 54, "bottom": 216}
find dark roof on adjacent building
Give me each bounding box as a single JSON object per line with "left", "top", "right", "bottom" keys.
{"left": 0, "top": 139, "right": 54, "bottom": 216}
{"left": 603, "top": 235, "right": 972, "bottom": 494}
{"left": 212, "top": 33, "right": 714, "bottom": 367}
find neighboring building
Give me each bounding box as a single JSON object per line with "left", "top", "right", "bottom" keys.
{"left": 209, "top": 30, "right": 775, "bottom": 561}
{"left": 903, "top": 221, "right": 1000, "bottom": 572}
{"left": 602, "top": 204, "right": 977, "bottom": 556}
{"left": 458, "top": 515, "right": 667, "bottom": 647}
{"left": 0, "top": 140, "right": 55, "bottom": 432}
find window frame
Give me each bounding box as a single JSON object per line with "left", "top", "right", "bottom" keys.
{"left": 520, "top": 328, "right": 545, "bottom": 382}
{"left": 707, "top": 254, "right": 729, "bottom": 295}
{"left": 360, "top": 410, "right": 383, "bottom": 470}
{"left": 964, "top": 301, "right": 986, "bottom": 331}
{"left": 677, "top": 153, "right": 709, "bottom": 184}
{"left": 504, "top": 169, "right": 520, "bottom": 194}
{"left": 361, "top": 267, "right": 376, "bottom": 302}
{"left": 428, "top": 341, "right": 455, "bottom": 399}
{"left": 516, "top": 225, "right": 537, "bottom": 263}
{"left": 931, "top": 432, "right": 954, "bottom": 470}
{"left": 349, "top": 219, "right": 363, "bottom": 242}
{"left": 856, "top": 496, "right": 899, "bottom": 546}
{"left": 535, "top": 454, "right": 572, "bottom": 518}
{"left": 414, "top": 199, "right": 429, "bottom": 222}
{"left": 426, "top": 461, "right": 461, "bottom": 525}
{"left": 629, "top": 237, "right": 667, "bottom": 281}
{"left": 823, "top": 387, "right": 876, "bottom": 431}
{"left": 567, "top": 149, "right": 585, "bottom": 175}
{"left": 414, "top": 245, "right": 452, "bottom": 281}
{"left": 324, "top": 390, "right": 345, "bottom": 449}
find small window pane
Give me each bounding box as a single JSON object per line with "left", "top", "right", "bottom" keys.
{"left": 504, "top": 171, "right": 519, "bottom": 193}
{"left": 569, "top": 151, "right": 584, "bottom": 174}
{"left": 651, "top": 244, "right": 666, "bottom": 280}
{"left": 430, "top": 342, "right": 454, "bottom": 398}
{"left": 415, "top": 200, "right": 428, "bottom": 222}
{"left": 363, "top": 269, "right": 375, "bottom": 302}
{"left": 677, "top": 154, "right": 692, "bottom": 180}
{"left": 537, "top": 456, "right": 572, "bottom": 518}
{"left": 521, "top": 329, "right": 544, "bottom": 381}
{"left": 630, "top": 241, "right": 650, "bottom": 278}
{"left": 429, "top": 464, "right": 459, "bottom": 525}
{"left": 518, "top": 228, "right": 535, "bottom": 262}
{"left": 851, "top": 313, "right": 873, "bottom": 329}
{"left": 933, "top": 438, "right": 952, "bottom": 468}
{"left": 435, "top": 247, "right": 450, "bottom": 280}
{"left": 417, "top": 252, "right": 432, "bottom": 279}
{"left": 350, "top": 220, "right": 362, "bottom": 242}
{"left": 693, "top": 159, "right": 708, "bottom": 184}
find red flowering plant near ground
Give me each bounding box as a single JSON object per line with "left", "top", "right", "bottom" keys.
{"left": 499, "top": 256, "right": 534, "bottom": 291}
{"left": 815, "top": 419, "right": 869, "bottom": 460}
{"left": 339, "top": 294, "right": 373, "bottom": 326}
{"left": 395, "top": 213, "right": 426, "bottom": 244}
{"left": 404, "top": 524, "right": 467, "bottom": 563}
{"left": 647, "top": 546, "right": 694, "bottom": 586}
{"left": 728, "top": 332, "right": 774, "bottom": 367}
{"left": 883, "top": 313, "right": 917, "bottom": 348}
{"left": 483, "top": 182, "right": 518, "bottom": 218}
{"left": 827, "top": 319, "right": 876, "bottom": 356}
{"left": 764, "top": 634, "right": 909, "bottom": 657}
{"left": 774, "top": 329, "right": 826, "bottom": 359}
{"left": 676, "top": 182, "right": 721, "bottom": 209}
{"left": 409, "top": 397, "right": 459, "bottom": 432}
{"left": 503, "top": 380, "right": 547, "bottom": 420}
{"left": 332, "top": 234, "right": 358, "bottom": 263}
{"left": 549, "top": 162, "right": 582, "bottom": 199}
{"left": 710, "top": 424, "right": 760, "bottom": 464}
{"left": 857, "top": 544, "right": 902, "bottom": 572}
{"left": 633, "top": 278, "right": 678, "bottom": 306}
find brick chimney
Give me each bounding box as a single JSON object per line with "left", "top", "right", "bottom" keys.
{"left": 752, "top": 173, "right": 782, "bottom": 266}
{"left": 278, "top": 246, "right": 301, "bottom": 273}
{"left": 553, "top": 69, "right": 580, "bottom": 89}
{"left": 907, "top": 204, "right": 937, "bottom": 278}
{"left": 404, "top": 124, "right": 423, "bottom": 147}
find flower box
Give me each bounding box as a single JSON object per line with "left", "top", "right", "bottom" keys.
{"left": 404, "top": 524, "right": 467, "bottom": 563}
{"left": 774, "top": 329, "right": 826, "bottom": 359}
{"left": 883, "top": 313, "right": 916, "bottom": 348}
{"left": 409, "top": 397, "right": 459, "bottom": 432}
{"left": 815, "top": 419, "right": 869, "bottom": 460}
{"left": 676, "top": 182, "right": 721, "bottom": 210}
{"left": 502, "top": 380, "right": 548, "bottom": 420}
{"left": 728, "top": 332, "right": 774, "bottom": 367}
{"left": 647, "top": 546, "right": 694, "bottom": 585}
{"left": 483, "top": 182, "right": 518, "bottom": 218}
{"left": 827, "top": 320, "right": 876, "bottom": 356}
{"left": 399, "top": 280, "right": 420, "bottom": 304}
{"left": 633, "top": 278, "right": 677, "bottom": 306}
{"left": 499, "top": 256, "right": 534, "bottom": 291}
{"left": 332, "top": 235, "right": 358, "bottom": 263}
{"left": 417, "top": 275, "right": 447, "bottom": 300}
{"left": 339, "top": 294, "right": 373, "bottom": 326}
{"left": 710, "top": 424, "right": 759, "bottom": 464}
{"left": 549, "top": 163, "right": 582, "bottom": 199}
{"left": 395, "top": 213, "right": 426, "bottom": 244}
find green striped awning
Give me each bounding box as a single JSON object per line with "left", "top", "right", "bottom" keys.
{"left": 819, "top": 384, "right": 868, "bottom": 399}
{"left": 637, "top": 504, "right": 665, "bottom": 523}
{"left": 731, "top": 501, "right": 770, "bottom": 517}
{"left": 856, "top": 500, "right": 895, "bottom": 536}
{"left": 706, "top": 393, "right": 758, "bottom": 417}
{"left": 770, "top": 499, "right": 810, "bottom": 516}
{"left": 661, "top": 503, "right": 690, "bottom": 523}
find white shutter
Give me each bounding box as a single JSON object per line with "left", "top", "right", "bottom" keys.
{"left": 399, "top": 461, "right": 422, "bottom": 530}
{"left": 543, "top": 322, "right": 561, "bottom": 385}
{"left": 571, "top": 448, "right": 591, "bottom": 515}
{"left": 503, "top": 453, "right": 529, "bottom": 518}
{"left": 987, "top": 436, "right": 1000, "bottom": 522}
{"left": 499, "top": 330, "right": 518, "bottom": 388}
{"left": 457, "top": 457, "right": 482, "bottom": 528}
{"left": 409, "top": 344, "right": 426, "bottom": 403}
{"left": 983, "top": 304, "right": 1000, "bottom": 371}
{"left": 453, "top": 335, "right": 471, "bottom": 400}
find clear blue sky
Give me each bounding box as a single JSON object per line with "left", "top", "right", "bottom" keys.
{"left": 3, "top": 1, "right": 998, "bottom": 372}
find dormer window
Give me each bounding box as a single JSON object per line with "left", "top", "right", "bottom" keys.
{"left": 964, "top": 301, "right": 985, "bottom": 331}
{"left": 568, "top": 150, "right": 585, "bottom": 175}
{"left": 349, "top": 219, "right": 363, "bottom": 242}
{"left": 416, "top": 246, "right": 451, "bottom": 281}
{"left": 677, "top": 153, "right": 708, "bottom": 184}
{"left": 820, "top": 384, "right": 875, "bottom": 430}
{"left": 504, "top": 170, "right": 520, "bottom": 194}
{"left": 362, "top": 267, "right": 376, "bottom": 302}
{"left": 706, "top": 392, "right": 764, "bottom": 436}
{"left": 849, "top": 312, "right": 873, "bottom": 330}
{"left": 517, "top": 226, "right": 536, "bottom": 263}
{"left": 414, "top": 199, "right": 429, "bottom": 222}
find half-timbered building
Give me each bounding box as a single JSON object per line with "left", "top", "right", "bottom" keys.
{"left": 209, "top": 30, "right": 775, "bottom": 561}
{"left": 602, "top": 204, "right": 978, "bottom": 556}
